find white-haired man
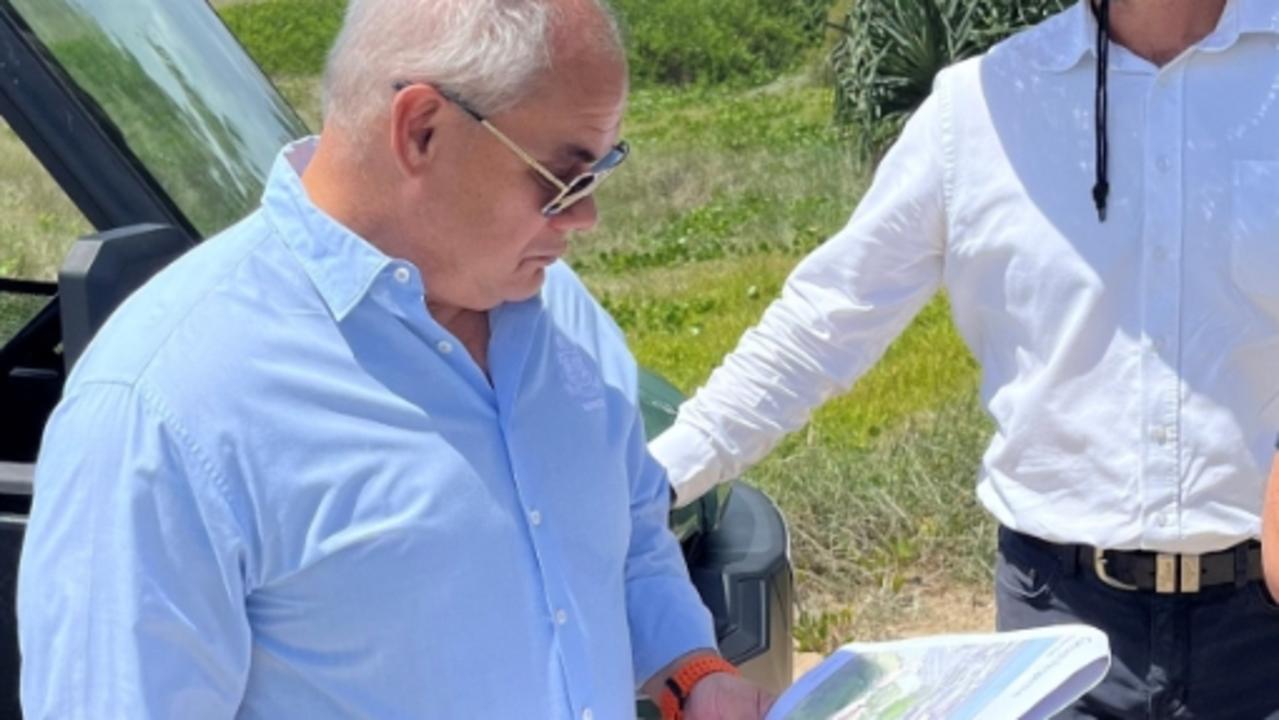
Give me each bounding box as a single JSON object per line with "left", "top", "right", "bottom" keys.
{"left": 16, "top": 1, "right": 771, "bottom": 718}
{"left": 652, "top": 0, "right": 1279, "bottom": 717}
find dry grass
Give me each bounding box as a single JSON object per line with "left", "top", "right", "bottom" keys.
{"left": 0, "top": 120, "right": 91, "bottom": 281}
{"left": 793, "top": 582, "right": 995, "bottom": 675}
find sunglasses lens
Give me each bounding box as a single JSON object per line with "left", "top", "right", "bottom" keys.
{"left": 539, "top": 142, "right": 628, "bottom": 216}
{"left": 541, "top": 175, "right": 594, "bottom": 216}
{"left": 597, "top": 144, "right": 628, "bottom": 172}
{"left": 566, "top": 174, "right": 596, "bottom": 196}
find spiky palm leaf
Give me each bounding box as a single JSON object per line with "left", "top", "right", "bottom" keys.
{"left": 832, "top": 0, "right": 1069, "bottom": 161}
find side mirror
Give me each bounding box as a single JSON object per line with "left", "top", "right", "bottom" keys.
{"left": 58, "top": 223, "right": 192, "bottom": 372}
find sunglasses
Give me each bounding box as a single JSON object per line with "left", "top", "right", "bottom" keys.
{"left": 392, "top": 82, "right": 629, "bottom": 217}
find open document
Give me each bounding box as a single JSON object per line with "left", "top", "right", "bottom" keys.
{"left": 767, "top": 624, "right": 1111, "bottom": 720}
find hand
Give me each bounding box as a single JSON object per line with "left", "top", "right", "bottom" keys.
{"left": 683, "top": 672, "right": 775, "bottom": 720}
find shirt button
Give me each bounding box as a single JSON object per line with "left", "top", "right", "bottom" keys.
{"left": 393, "top": 266, "right": 411, "bottom": 284}
{"left": 1151, "top": 246, "right": 1167, "bottom": 262}
{"left": 529, "top": 510, "right": 542, "bottom": 527}
{"left": 1151, "top": 426, "right": 1167, "bottom": 444}
{"left": 1156, "top": 513, "right": 1171, "bottom": 527}
{"left": 555, "top": 609, "right": 568, "bottom": 626}
{"left": 1155, "top": 155, "right": 1171, "bottom": 173}
{"left": 436, "top": 340, "right": 453, "bottom": 355}
{"left": 582, "top": 710, "right": 594, "bottom": 720}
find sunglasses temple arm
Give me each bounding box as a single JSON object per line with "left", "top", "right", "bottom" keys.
{"left": 479, "top": 120, "right": 568, "bottom": 192}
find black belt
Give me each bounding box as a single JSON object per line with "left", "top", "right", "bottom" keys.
{"left": 1004, "top": 528, "right": 1263, "bottom": 594}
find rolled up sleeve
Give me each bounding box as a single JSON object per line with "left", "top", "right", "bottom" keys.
{"left": 623, "top": 412, "right": 717, "bottom": 687}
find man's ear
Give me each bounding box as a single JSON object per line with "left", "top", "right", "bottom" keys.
{"left": 389, "top": 84, "right": 448, "bottom": 178}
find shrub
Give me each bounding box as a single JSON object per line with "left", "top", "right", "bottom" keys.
{"left": 218, "top": 0, "right": 346, "bottom": 77}
{"left": 610, "top": 0, "right": 830, "bottom": 87}
{"left": 831, "top": 0, "right": 1069, "bottom": 159}
{"left": 220, "top": 0, "right": 836, "bottom": 89}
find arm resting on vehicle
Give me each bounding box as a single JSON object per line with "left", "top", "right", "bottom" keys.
{"left": 650, "top": 75, "right": 953, "bottom": 507}
{"left": 17, "top": 381, "right": 252, "bottom": 719}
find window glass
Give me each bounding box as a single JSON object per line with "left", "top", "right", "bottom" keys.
{"left": 10, "top": 0, "right": 309, "bottom": 238}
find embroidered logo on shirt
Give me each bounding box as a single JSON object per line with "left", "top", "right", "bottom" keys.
{"left": 553, "top": 333, "right": 605, "bottom": 411}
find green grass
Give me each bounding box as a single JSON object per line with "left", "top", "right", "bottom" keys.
{"left": 0, "top": 118, "right": 91, "bottom": 343}
{"left": 218, "top": 0, "right": 345, "bottom": 78}
{"left": 612, "top": 0, "right": 824, "bottom": 87}
{"left": 217, "top": 0, "right": 831, "bottom": 89}
{"left": 575, "top": 82, "right": 863, "bottom": 275}
{"left": 0, "top": 121, "right": 91, "bottom": 282}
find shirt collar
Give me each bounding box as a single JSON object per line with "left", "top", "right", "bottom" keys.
{"left": 1034, "top": 0, "right": 1278, "bottom": 73}
{"left": 1201, "top": 0, "right": 1279, "bottom": 51}
{"left": 1033, "top": 1, "right": 1094, "bottom": 73}
{"left": 260, "top": 137, "right": 395, "bottom": 321}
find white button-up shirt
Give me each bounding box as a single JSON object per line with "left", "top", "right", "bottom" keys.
{"left": 652, "top": 0, "right": 1279, "bottom": 553}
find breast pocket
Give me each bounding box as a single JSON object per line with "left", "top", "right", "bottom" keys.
{"left": 1231, "top": 161, "right": 1279, "bottom": 308}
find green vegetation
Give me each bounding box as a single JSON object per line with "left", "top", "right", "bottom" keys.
{"left": 219, "top": 0, "right": 834, "bottom": 89}
{"left": 0, "top": 122, "right": 90, "bottom": 283}
{"left": 0, "top": 117, "right": 90, "bottom": 342}
{"left": 831, "top": 0, "right": 1068, "bottom": 158}
{"left": 219, "top": 0, "right": 346, "bottom": 78}
{"left": 612, "top": 0, "right": 827, "bottom": 87}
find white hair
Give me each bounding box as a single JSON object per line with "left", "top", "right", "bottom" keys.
{"left": 322, "top": 0, "right": 621, "bottom": 133}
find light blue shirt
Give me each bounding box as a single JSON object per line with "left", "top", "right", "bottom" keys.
{"left": 17, "top": 139, "right": 716, "bottom": 720}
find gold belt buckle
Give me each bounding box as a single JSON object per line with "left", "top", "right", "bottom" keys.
{"left": 1094, "top": 549, "right": 1139, "bottom": 591}
{"left": 1095, "top": 549, "right": 1202, "bottom": 593}
{"left": 1180, "top": 554, "right": 1201, "bottom": 593}
{"left": 1155, "top": 554, "right": 1177, "bottom": 594}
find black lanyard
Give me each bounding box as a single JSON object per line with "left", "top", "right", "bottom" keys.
{"left": 1093, "top": 0, "right": 1112, "bottom": 222}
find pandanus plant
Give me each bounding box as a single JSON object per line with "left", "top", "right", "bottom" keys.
{"left": 830, "top": 0, "right": 1070, "bottom": 161}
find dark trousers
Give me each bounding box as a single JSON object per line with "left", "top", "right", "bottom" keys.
{"left": 995, "top": 527, "right": 1279, "bottom": 719}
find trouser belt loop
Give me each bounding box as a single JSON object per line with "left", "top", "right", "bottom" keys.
{"left": 1155, "top": 553, "right": 1178, "bottom": 594}
{"left": 1235, "top": 545, "right": 1249, "bottom": 589}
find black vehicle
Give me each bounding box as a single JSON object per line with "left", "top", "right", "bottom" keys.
{"left": 0, "top": 0, "right": 791, "bottom": 716}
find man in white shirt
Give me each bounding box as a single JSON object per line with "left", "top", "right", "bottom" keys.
{"left": 651, "top": 0, "right": 1279, "bottom": 716}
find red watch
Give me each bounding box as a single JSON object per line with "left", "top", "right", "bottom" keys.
{"left": 658, "top": 655, "right": 740, "bottom": 720}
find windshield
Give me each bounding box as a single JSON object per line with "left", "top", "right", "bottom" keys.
{"left": 11, "top": 0, "right": 309, "bottom": 238}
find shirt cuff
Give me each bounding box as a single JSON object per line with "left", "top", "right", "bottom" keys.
{"left": 629, "top": 577, "right": 718, "bottom": 686}
{"left": 649, "top": 424, "right": 726, "bottom": 508}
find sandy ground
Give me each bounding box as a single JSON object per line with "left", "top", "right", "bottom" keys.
{"left": 793, "top": 584, "right": 996, "bottom": 678}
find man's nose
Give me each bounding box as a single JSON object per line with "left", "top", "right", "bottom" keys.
{"left": 548, "top": 195, "right": 598, "bottom": 232}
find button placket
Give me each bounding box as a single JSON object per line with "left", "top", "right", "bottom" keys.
{"left": 1140, "top": 70, "right": 1186, "bottom": 537}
